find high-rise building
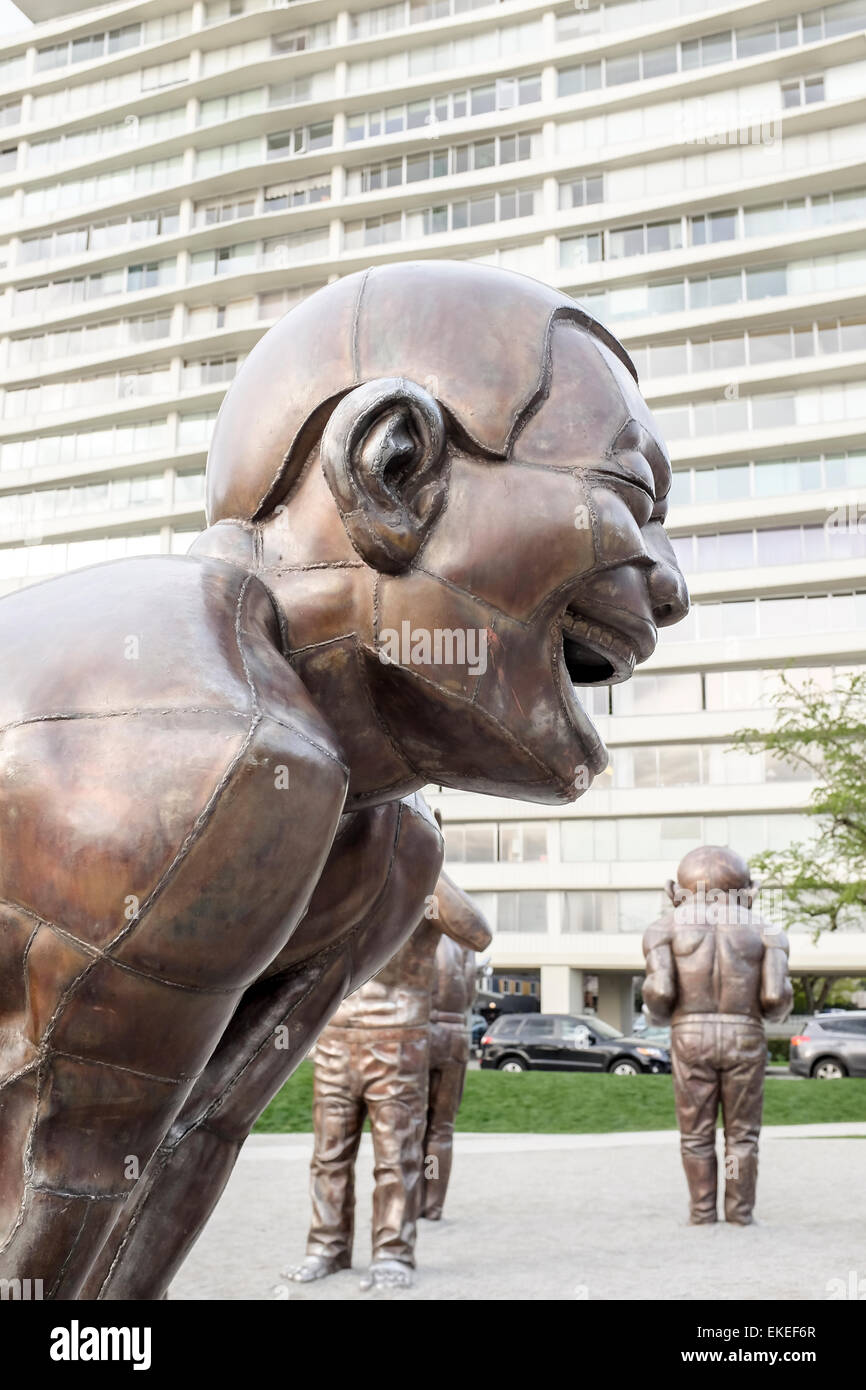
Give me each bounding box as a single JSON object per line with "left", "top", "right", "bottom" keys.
{"left": 2, "top": 0, "right": 865, "bottom": 1025}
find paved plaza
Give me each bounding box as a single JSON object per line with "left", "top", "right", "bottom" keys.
{"left": 172, "top": 1124, "right": 866, "bottom": 1302}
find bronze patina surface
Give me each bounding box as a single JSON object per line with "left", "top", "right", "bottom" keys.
{"left": 0, "top": 262, "right": 688, "bottom": 1296}
{"left": 420, "top": 930, "right": 484, "bottom": 1222}
{"left": 289, "top": 871, "right": 491, "bottom": 1289}
{"left": 642, "top": 847, "right": 792, "bottom": 1225}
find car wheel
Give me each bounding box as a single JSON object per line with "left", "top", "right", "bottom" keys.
{"left": 811, "top": 1057, "right": 848, "bottom": 1079}
{"left": 497, "top": 1057, "right": 527, "bottom": 1072}
{"left": 609, "top": 1058, "right": 640, "bottom": 1076}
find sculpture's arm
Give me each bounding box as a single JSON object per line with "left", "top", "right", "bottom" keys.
{"left": 760, "top": 927, "right": 793, "bottom": 1023}
{"left": 641, "top": 918, "right": 677, "bottom": 1025}
{"left": 435, "top": 870, "right": 493, "bottom": 952}
{"left": 82, "top": 794, "right": 443, "bottom": 1301}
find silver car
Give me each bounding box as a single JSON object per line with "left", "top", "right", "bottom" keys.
{"left": 789, "top": 1012, "right": 866, "bottom": 1079}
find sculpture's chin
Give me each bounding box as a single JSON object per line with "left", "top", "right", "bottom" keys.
{"left": 555, "top": 646, "right": 609, "bottom": 787}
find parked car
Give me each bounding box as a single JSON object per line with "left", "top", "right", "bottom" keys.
{"left": 479, "top": 1013, "right": 671, "bottom": 1074}
{"left": 790, "top": 1011, "right": 866, "bottom": 1078}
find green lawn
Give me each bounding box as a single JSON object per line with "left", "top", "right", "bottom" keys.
{"left": 253, "top": 1061, "right": 866, "bottom": 1135}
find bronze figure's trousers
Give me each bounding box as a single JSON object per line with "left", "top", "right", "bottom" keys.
{"left": 421, "top": 1019, "right": 469, "bottom": 1220}
{"left": 672, "top": 1016, "right": 766, "bottom": 1225}
{"left": 307, "top": 1026, "right": 429, "bottom": 1268}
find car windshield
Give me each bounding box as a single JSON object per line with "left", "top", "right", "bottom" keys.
{"left": 581, "top": 1017, "right": 623, "bottom": 1039}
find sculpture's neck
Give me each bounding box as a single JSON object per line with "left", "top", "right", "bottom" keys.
{"left": 189, "top": 522, "right": 423, "bottom": 808}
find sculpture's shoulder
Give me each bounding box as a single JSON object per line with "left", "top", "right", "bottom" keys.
{"left": 0, "top": 553, "right": 346, "bottom": 798}
{"left": 642, "top": 909, "right": 675, "bottom": 956}
{"left": 758, "top": 916, "right": 790, "bottom": 955}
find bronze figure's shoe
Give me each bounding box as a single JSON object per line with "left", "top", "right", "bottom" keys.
{"left": 284, "top": 1254, "right": 349, "bottom": 1283}
{"left": 360, "top": 1260, "right": 414, "bottom": 1291}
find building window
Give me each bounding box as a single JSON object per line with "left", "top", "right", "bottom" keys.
{"left": 499, "top": 823, "right": 549, "bottom": 863}
{"left": 496, "top": 893, "right": 548, "bottom": 933}
{"left": 442, "top": 823, "right": 496, "bottom": 862}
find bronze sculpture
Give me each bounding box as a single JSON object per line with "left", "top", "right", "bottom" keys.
{"left": 420, "top": 930, "right": 484, "bottom": 1222}
{"left": 288, "top": 871, "right": 491, "bottom": 1289}
{"left": 642, "top": 846, "right": 792, "bottom": 1226}
{"left": 0, "top": 261, "right": 688, "bottom": 1297}
{"left": 81, "top": 793, "right": 443, "bottom": 1300}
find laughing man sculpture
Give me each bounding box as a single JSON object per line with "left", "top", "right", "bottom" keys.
{"left": 642, "top": 846, "right": 792, "bottom": 1225}
{"left": 287, "top": 871, "right": 491, "bottom": 1291}
{"left": 0, "top": 261, "right": 688, "bottom": 1297}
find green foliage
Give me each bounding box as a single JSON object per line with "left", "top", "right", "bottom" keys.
{"left": 735, "top": 668, "right": 866, "bottom": 937}
{"left": 254, "top": 1061, "right": 866, "bottom": 1134}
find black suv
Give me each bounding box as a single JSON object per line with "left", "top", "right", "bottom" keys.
{"left": 789, "top": 1011, "right": 866, "bottom": 1078}
{"left": 479, "top": 1013, "right": 670, "bottom": 1074}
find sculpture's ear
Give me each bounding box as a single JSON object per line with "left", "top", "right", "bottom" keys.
{"left": 320, "top": 377, "right": 448, "bottom": 574}
{"left": 667, "top": 878, "right": 686, "bottom": 911}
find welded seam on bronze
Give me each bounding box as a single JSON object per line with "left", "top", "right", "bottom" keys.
{"left": 0, "top": 705, "right": 249, "bottom": 740}
{"left": 412, "top": 547, "right": 655, "bottom": 630}
{"left": 0, "top": 1184, "right": 32, "bottom": 1261}
{"left": 286, "top": 631, "right": 358, "bottom": 656}
{"left": 350, "top": 774, "right": 426, "bottom": 807}
{"left": 52, "top": 1049, "right": 199, "bottom": 1087}
{"left": 263, "top": 561, "right": 366, "bottom": 573}
{"left": 47, "top": 1205, "right": 89, "bottom": 1299}
{"left": 20, "top": 919, "right": 39, "bottom": 1026}
{"left": 0, "top": 899, "right": 248, "bottom": 998}
{"left": 382, "top": 657, "right": 558, "bottom": 782}
{"left": 1, "top": 579, "right": 262, "bottom": 1257}
{"left": 259, "top": 711, "right": 350, "bottom": 777}
{"left": 351, "top": 266, "right": 371, "bottom": 382}
{"left": 237, "top": 574, "right": 350, "bottom": 774}
{"left": 0, "top": 1057, "right": 39, "bottom": 1094}
{"left": 500, "top": 307, "right": 557, "bottom": 458}
{"left": 33, "top": 1185, "right": 132, "bottom": 1202}
{"left": 353, "top": 637, "right": 420, "bottom": 779}
{"left": 252, "top": 565, "right": 292, "bottom": 662}
{"left": 0, "top": 721, "right": 262, "bottom": 1255}
{"left": 468, "top": 615, "right": 497, "bottom": 709}
{"left": 154, "top": 802, "right": 407, "bottom": 1147}
{"left": 372, "top": 572, "right": 381, "bottom": 648}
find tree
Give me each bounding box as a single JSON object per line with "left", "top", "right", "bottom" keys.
{"left": 735, "top": 668, "right": 866, "bottom": 941}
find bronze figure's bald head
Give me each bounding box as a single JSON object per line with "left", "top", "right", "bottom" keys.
{"left": 676, "top": 846, "right": 753, "bottom": 895}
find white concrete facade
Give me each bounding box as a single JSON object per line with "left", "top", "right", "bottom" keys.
{"left": 1, "top": 0, "right": 864, "bottom": 1018}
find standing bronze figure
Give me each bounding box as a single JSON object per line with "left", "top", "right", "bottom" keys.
{"left": 288, "top": 872, "right": 491, "bottom": 1290}
{"left": 0, "top": 261, "right": 688, "bottom": 1297}
{"left": 420, "top": 931, "right": 486, "bottom": 1221}
{"left": 642, "top": 847, "right": 792, "bottom": 1226}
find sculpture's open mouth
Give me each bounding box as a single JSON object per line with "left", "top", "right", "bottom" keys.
{"left": 561, "top": 608, "right": 638, "bottom": 686}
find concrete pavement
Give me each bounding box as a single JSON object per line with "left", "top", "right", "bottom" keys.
{"left": 171, "top": 1124, "right": 866, "bottom": 1301}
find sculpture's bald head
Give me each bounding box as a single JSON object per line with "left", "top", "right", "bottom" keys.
{"left": 676, "top": 846, "right": 753, "bottom": 894}
{"left": 197, "top": 262, "right": 689, "bottom": 806}
{"left": 206, "top": 261, "right": 638, "bottom": 523}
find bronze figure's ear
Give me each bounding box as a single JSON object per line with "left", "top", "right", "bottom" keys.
{"left": 320, "top": 377, "right": 448, "bottom": 574}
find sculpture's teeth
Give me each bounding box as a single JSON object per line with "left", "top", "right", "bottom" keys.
{"left": 562, "top": 612, "right": 636, "bottom": 673}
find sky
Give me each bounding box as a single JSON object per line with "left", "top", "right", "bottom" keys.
{"left": 0, "top": 2, "right": 30, "bottom": 36}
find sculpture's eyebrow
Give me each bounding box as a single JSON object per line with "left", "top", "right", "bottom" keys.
{"left": 608, "top": 419, "right": 672, "bottom": 502}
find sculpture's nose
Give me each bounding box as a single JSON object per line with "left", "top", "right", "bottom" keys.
{"left": 646, "top": 526, "right": 690, "bottom": 628}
